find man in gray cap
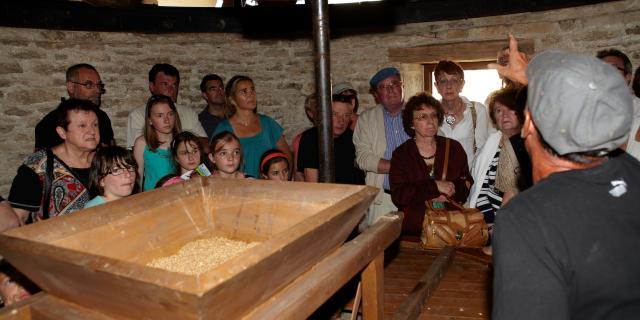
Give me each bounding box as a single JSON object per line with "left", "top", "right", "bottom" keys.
{"left": 491, "top": 35, "right": 640, "bottom": 320}
{"left": 333, "top": 81, "right": 360, "bottom": 130}
{"left": 353, "top": 67, "right": 409, "bottom": 227}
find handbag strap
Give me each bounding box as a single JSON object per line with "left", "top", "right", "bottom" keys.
{"left": 42, "top": 149, "right": 54, "bottom": 220}
{"left": 441, "top": 138, "right": 451, "bottom": 181}
{"left": 470, "top": 102, "right": 478, "bottom": 155}
{"left": 444, "top": 195, "right": 465, "bottom": 210}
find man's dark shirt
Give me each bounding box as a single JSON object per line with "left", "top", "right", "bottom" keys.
{"left": 198, "top": 107, "right": 224, "bottom": 141}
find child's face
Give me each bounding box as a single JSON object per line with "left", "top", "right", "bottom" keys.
{"left": 209, "top": 139, "right": 242, "bottom": 177}
{"left": 102, "top": 162, "right": 136, "bottom": 200}
{"left": 263, "top": 160, "right": 290, "bottom": 181}
{"left": 149, "top": 102, "right": 176, "bottom": 134}
{"left": 175, "top": 141, "right": 201, "bottom": 172}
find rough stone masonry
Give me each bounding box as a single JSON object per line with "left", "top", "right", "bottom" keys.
{"left": 1, "top": 0, "right": 639, "bottom": 194}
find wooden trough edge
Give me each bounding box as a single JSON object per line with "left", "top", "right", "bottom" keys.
{"left": 391, "top": 246, "right": 456, "bottom": 320}
{"left": 242, "top": 212, "right": 403, "bottom": 320}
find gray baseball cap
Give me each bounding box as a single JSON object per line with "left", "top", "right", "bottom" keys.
{"left": 526, "top": 50, "right": 633, "bottom": 155}
{"left": 332, "top": 81, "right": 356, "bottom": 95}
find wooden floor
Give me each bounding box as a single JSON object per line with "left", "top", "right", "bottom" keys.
{"left": 383, "top": 244, "right": 492, "bottom": 320}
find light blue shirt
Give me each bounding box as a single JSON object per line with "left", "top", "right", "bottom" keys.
{"left": 382, "top": 108, "right": 409, "bottom": 190}
{"left": 84, "top": 196, "right": 106, "bottom": 209}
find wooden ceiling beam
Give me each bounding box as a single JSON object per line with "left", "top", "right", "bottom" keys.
{"left": 389, "top": 39, "right": 536, "bottom": 64}
{"left": 79, "top": 0, "right": 139, "bottom": 8}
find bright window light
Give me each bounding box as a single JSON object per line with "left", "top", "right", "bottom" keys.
{"left": 153, "top": 0, "right": 378, "bottom": 6}
{"left": 431, "top": 69, "right": 503, "bottom": 105}
{"left": 154, "top": 0, "right": 218, "bottom": 6}
{"left": 296, "top": 0, "right": 381, "bottom": 4}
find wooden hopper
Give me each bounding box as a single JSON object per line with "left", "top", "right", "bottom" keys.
{"left": 0, "top": 177, "right": 378, "bottom": 319}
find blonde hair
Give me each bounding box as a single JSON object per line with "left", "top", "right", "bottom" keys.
{"left": 224, "top": 75, "right": 256, "bottom": 117}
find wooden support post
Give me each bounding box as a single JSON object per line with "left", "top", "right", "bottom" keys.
{"left": 361, "top": 252, "right": 384, "bottom": 320}
{"left": 243, "top": 213, "right": 402, "bottom": 320}
{"left": 392, "top": 246, "right": 456, "bottom": 320}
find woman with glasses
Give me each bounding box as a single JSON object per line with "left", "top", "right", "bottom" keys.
{"left": 211, "top": 75, "right": 292, "bottom": 178}
{"left": 8, "top": 99, "right": 100, "bottom": 223}
{"left": 434, "top": 60, "right": 491, "bottom": 168}
{"left": 389, "top": 93, "right": 473, "bottom": 238}
{"left": 85, "top": 146, "right": 137, "bottom": 208}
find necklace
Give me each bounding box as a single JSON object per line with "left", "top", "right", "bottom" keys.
{"left": 445, "top": 99, "right": 464, "bottom": 125}
{"left": 445, "top": 114, "right": 456, "bottom": 125}
{"left": 236, "top": 117, "right": 251, "bottom": 126}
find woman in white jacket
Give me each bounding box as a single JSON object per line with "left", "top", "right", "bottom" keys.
{"left": 468, "top": 88, "right": 532, "bottom": 253}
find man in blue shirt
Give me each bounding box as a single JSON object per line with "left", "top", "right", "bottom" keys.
{"left": 353, "top": 67, "right": 410, "bottom": 227}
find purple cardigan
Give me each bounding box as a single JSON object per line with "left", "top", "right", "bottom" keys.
{"left": 389, "top": 136, "right": 473, "bottom": 237}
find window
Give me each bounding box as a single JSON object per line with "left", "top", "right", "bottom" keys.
{"left": 424, "top": 61, "right": 503, "bottom": 104}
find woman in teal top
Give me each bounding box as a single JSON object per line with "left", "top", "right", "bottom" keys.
{"left": 133, "top": 95, "right": 182, "bottom": 191}
{"left": 212, "top": 75, "right": 291, "bottom": 178}
{"left": 142, "top": 146, "right": 174, "bottom": 190}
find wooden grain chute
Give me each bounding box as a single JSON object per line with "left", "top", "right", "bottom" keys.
{"left": 0, "top": 177, "right": 379, "bottom": 319}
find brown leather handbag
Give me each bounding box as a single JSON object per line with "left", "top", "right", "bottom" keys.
{"left": 421, "top": 198, "right": 489, "bottom": 249}
{"left": 420, "top": 139, "right": 489, "bottom": 249}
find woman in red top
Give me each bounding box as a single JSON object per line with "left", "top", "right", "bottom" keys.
{"left": 389, "top": 93, "right": 473, "bottom": 238}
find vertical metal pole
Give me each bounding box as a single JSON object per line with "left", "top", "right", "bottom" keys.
{"left": 311, "top": 0, "right": 334, "bottom": 183}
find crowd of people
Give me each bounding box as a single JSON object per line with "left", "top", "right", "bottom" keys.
{"left": 0, "top": 34, "right": 639, "bottom": 318}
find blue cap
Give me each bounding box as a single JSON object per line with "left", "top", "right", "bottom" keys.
{"left": 369, "top": 67, "right": 400, "bottom": 88}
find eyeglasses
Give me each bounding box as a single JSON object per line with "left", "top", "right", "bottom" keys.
{"left": 435, "top": 78, "right": 462, "bottom": 86}
{"left": 70, "top": 81, "right": 105, "bottom": 91}
{"left": 108, "top": 166, "right": 136, "bottom": 176}
{"left": 413, "top": 113, "right": 439, "bottom": 122}
{"left": 378, "top": 81, "right": 403, "bottom": 92}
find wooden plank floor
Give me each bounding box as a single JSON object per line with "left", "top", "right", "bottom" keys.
{"left": 383, "top": 244, "right": 492, "bottom": 320}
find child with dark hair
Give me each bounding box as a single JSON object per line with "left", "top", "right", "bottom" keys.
{"left": 85, "top": 146, "right": 137, "bottom": 208}
{"left": 157, "top": 131, "right": 211, "bottom": 187}
{"left": 259, "top": 149, "right": 290, "bottom": 181}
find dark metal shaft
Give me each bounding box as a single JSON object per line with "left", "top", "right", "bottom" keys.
{"left": 311, "top": 0, "right": 334, "bottom": 183}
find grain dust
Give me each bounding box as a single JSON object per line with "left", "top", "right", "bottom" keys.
{"left": 148, "top": 237, "right": 259, "bottom": 275}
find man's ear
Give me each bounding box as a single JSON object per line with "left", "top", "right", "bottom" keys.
{"left": 149, "top": 82, "right": 155, "bottom": 94}
{"left": 521, "top": 110, "right": 534, "bottom": 139}
{"left": 56, "top": 126, "right": 67, "bottom": 141}
{"left": 201, "top": 92, "right": 208, "bottom": 102}
{"left": 371, "top": 91, "right": 380, "bottom": 104}
{"left": 66, "top": 81, "right": 75, "bottom": 97}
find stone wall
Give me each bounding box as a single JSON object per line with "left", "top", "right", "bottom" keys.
{"left": 1, "top": 0, "right": 639, "bottom": 194}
